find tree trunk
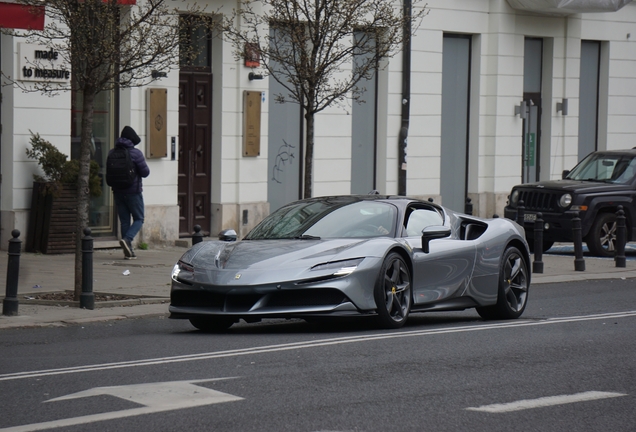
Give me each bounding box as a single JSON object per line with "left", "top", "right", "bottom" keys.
{"left": 74, "top": 90, "right": 96, "bottom": 300}
{"left": 303, "top": 110, "right": 315, "bottom": 199}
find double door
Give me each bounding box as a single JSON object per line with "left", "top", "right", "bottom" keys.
{"left": 178, "top": 70, "right": 212, "bottom": 236}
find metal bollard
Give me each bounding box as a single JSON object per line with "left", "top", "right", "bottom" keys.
{"left": 2, "top": 230, "right": 22, "bottom": 316}
{"left": 516, "top": 200, "right": 526, "bottom": 226}
{"left": 192, "top": 225, "right": 203, "bottom": 245}
{"left": 615, "top": 206, "right": 626, "bottom": 268}
{"left": 572, "top": 212, "right": 586, "bottom": 271}
{"left": 80, "top": 227, "right": 94, "bottom": 310}
{"left": 533, "top": 213, "right": 544, "bottom": 274}
{"left": 465, "top": 197, "right": 473, "bottom": 216}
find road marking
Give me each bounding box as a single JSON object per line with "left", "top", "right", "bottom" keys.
{"left": 1, "top": 310, "right": 635, "bottom": 382}
{"left": 466, "top": 391, "right": 627, "bottom": 413}
{"left": 0, "top": 378, "right": 242, "bottom": 432}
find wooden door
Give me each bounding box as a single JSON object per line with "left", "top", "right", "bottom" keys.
{"left": 178, "top": 71, "right": 212, "bottom": 236}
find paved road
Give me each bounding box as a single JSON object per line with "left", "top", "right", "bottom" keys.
{"left": 0, "top": 279, "right": 634, "bottom": 431}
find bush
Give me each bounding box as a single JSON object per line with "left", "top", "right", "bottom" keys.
{"left": 26, "top": 132, "right": 101, "bottom": 198}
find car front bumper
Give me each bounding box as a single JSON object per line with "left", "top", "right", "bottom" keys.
{"left": 503, "top": 207, "right": 593, "bottom": 242}
{"left": 168, "top": 259, "right": 382, "bottom": 320}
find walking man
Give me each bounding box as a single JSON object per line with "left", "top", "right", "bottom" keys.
{"left": 106, "top": 126, "right": 150, "bottom": 259}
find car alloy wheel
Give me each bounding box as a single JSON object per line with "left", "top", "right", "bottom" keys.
{"left": 477, "top": 246, "right": 529, "bottom": 320}
{"left": 586, "top": 213, "right": 617, "bottom": 257}
{"left": 501, "top": 249, "right": 528, "bottom": 313}
{"left": 374, "top": 252, "right": 412, "bottom": 329}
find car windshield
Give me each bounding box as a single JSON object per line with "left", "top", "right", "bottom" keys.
{"left": 245, "top": 199, "right": 398, "bottom": 240}
{"left": 566, "top": 153, "right": 636, "bottom": 184}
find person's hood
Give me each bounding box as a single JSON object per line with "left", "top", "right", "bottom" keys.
{"left": 115, "top": 137, "right": 136, "bottom": 149}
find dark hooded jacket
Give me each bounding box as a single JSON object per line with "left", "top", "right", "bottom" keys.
{"left": 109, "top": 137, "right": 150, "bottom": 194}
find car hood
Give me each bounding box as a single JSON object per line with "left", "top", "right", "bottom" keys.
{"left": 515, "top": 179, "right": 633, "bottom": 194}
{"left": 183, "top": 238, "right": 384, "bottom": 271}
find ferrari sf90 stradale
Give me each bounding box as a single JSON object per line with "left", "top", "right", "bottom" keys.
{"left": 170, "top": 195, "right": 530, "bottom": 331}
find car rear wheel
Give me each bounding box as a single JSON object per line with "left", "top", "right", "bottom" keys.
{"left": 189, "top": 317, "right": 235, "bottom": 332}
{"left": 374, "top": 252, "right": 412, "bottom": 329}
{"left": 586, "top": 213, "right": 617, "bottom": 257}
{"left": 477, "top": 246, "right": 529, "bottom": 320}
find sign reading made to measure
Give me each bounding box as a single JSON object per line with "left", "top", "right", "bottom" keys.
{"left": 18, "top": 43, "right": 70, "bottom": 82}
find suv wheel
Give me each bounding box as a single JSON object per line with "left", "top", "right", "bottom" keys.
{"left": 586, "top": 213, "right": 617, "bottom": 257}
{"left": 526, "top": 239, "right": 555, "bottom": 254}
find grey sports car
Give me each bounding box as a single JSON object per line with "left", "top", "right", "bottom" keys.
{"left": 169, "top": 195, "right": 531, "bottom": 331}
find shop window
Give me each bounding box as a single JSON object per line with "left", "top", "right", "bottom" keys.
{"left": 71, "top": 89, "right": 116, "bottom": 237}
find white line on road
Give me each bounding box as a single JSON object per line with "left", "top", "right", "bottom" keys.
{"left": 0, "top": 379, "right": 243, "bottom": 432}
{"left": 466, "top": 391, "right": 627, "bottom": 413}
{"left": 1, "top": 310, "right": 635, "bottom": 382}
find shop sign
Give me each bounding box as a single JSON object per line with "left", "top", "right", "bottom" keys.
{"left": 18, "top": 43, "right": 71, "bottom": 82}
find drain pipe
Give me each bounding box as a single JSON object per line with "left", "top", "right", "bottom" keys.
{"left": 398, "top": 0, "right": 412, "bottom": 196}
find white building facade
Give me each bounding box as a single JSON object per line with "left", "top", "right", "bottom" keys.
{"left": 1, "top": 0, "right": 635, "bottom": 248}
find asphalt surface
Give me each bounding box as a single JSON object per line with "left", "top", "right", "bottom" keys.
{"left": 1, "top": 242, "right": 636, "bottom": 330}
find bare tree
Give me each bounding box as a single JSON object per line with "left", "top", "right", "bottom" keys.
{"left": 1, "top": 0, "right": 205, "bottom": 300}
{"left": 223, "top": 0, "right": 427, "bottom": 199}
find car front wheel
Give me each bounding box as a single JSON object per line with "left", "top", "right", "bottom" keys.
{"left": 189, "top": 317, "right": 235, "bottom": 332}
{"left": 586, "top": 213, "right": 617, "bottom": 257}
{"left": 477, "top": 246, "right": 529, "bottom": 320}
{"left": 374, "top": 252, "right": 412, "bottom": 329}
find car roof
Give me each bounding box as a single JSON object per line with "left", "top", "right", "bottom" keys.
{"left": 295, "top": 194, "right": 445, "bottom": 212}
{"left": 588, "top": 148, "right": 636, "bottom": 157}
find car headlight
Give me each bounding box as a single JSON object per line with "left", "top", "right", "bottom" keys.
{"left": 311, "top": 258, "right": 364, "bottom": 276}
{"left": 510, "top": 190, "right": 519, "bottom": 206}
{"left": 559, "top": 194, "right": 572, "bottom": 208}
{"left": 172, "top": 261, "right": 195, "bottom": 283}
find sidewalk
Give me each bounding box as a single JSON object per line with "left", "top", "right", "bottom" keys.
{"left": 0, "top": 244, "right": 186, "bottom": 330}
{"left": 1, "top": 243, "right": 635, "bottom": 330}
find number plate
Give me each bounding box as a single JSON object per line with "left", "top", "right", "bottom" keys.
{"left": 524, "top": 213, "right": 537, "bottom": 223}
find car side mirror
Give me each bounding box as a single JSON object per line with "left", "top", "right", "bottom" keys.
{"left": 421, "top": 225, "right": 451, "bottom": 253}
{"left": 562, "top": 170, "right": 570, "bottom": 179}
{"left": 218, "top": 229, "right": 237, "bottom": 242}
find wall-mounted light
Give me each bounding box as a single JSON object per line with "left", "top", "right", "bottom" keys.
{"left": 515, "top": 101, "right": 527, "bottom": 119}
{"left": 556, "top": 98, "right": 568, "bottom": 115}
{"left": 248, "top": 72, "right": 263, "bottom": 81}
{"left": 151, "top": 70, "right": 167, "bottom": 79}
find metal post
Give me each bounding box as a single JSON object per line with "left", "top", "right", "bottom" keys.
{"left": 516, "top": 200, "right": 525, "bottom": 226}
{"left": 2, "top": 230, "right": 21, "bottom": 316}
{"left": 533, "top": 213, "right": 544, "bottom": 274}
{"left": 572, "top": 212, "right": 586, "bottom": 272}
{"left": 192, "top": 225, "right": 203, "bottom": 245}
{"left": 615, "top": 206, "right": 626, "bottom": 268}
{"left": 465, "top": 197, "right": 473, "bottom": 216}
{"left": 80, "top": 227, "right": 94, "bottom": 310}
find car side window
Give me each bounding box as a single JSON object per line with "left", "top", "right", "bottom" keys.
{"left": 404, "top": 208, "right": 444, "bottom": 237}
{"left": 612, "top": 158, "right": 636, "bottom": 183}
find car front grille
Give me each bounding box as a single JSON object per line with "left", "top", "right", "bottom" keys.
{"left": 171, "top": 290, "right": 224, "bottom": 308}
{"left": 267, "top": 289, "right": 347, "bottom": 308}
{"left": 171, "top": 287, "right": 347, "bottom": 312}
{"left": 517, "top": 190, "right": 559, "bottom": 212}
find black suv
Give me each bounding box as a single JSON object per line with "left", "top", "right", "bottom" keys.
{"left": 504, "top": 149, "right": 636, "bottom": 257}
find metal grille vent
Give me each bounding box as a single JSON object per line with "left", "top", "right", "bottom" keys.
{"left": 519, "top": 190, "right": 559, "bottom": 212}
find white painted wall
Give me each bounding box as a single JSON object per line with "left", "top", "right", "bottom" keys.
{"left": 2, "top": 0, "right": 636, "bottom": 246}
